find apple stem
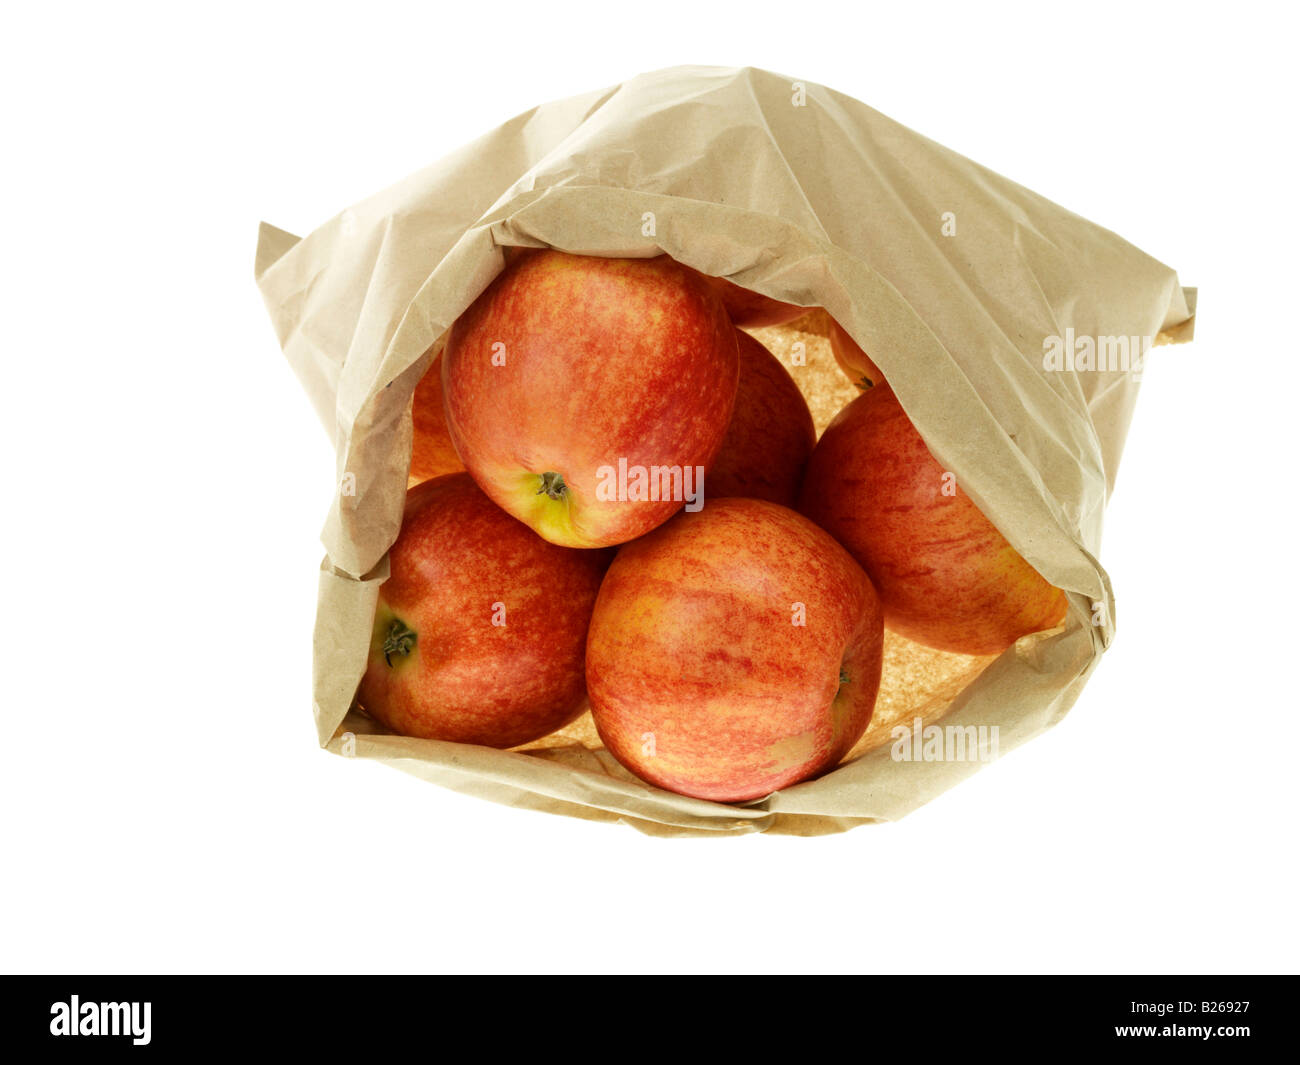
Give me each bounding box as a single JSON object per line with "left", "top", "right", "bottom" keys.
{"left": 839, "top": 669, "right": 851, "bottom": 686}
{"left": 537, "top": 471, "right": 567, "bottom": 500}
{"left": 382, "top": 618, "right": 416, "bottom": 666}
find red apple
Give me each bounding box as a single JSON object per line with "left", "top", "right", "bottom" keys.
{"left": 586, "top": 498, "right": 884, "bottom": 802}
{"left": 799, "top": 386, "right": 1067, "bottom": 655}
{"left": 443, "top": 251, "right": 739, "bottom": 548}
{"left": 409, "top": 351, "right": 465, "bottom": 483}
{"left": 708, "top": 330, "right": 816, "bottom": 506}
{"left": 828, "top": 317, "right": 885, "bottom": 390}
{"left": 704, "top": 275, "right": 807, "bottom": 327}
{"left": 357, "top": 473, "right": 610, "bottom": 747}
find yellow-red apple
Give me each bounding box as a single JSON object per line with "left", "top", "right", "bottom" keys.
{"left": 409, "top": 351, "right": 464, "bottom": 484}
{"left": 704, "top": 275, "right": 807, "bottom": 327}
{"left": 798, "top": 387, "right": 1067, "bottom": 655}
{"left": 709, "top": 330, "right": 815, "bottom": 506}
{"left": 586, "top": 498, "right": 884, "bottom": 802}
{"left": 443, "top": 251, "right": 739, "bottom": 548}
{"left": 828, "top": 317, "right": 885, "bottom": 390}
{"left": 357, "top": 473, "right": 610, "bottom": 747}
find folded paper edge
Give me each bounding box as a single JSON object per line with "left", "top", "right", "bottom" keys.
{"left": 1156, "top": 286, "right": 1197, "bottom": 346}
{"left": 255, "top": 221, "right": 302, "bottom": 281}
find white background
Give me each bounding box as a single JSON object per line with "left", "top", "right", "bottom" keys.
{"left": 2, "top": 1, "right": 1296, "bottom": 975}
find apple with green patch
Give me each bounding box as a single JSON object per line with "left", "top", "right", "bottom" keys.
{"left": 442, "top": 250, "right": 738, "bottom": 547}
{"left": 357, "top": 473, "right": 610, "bottom": 747}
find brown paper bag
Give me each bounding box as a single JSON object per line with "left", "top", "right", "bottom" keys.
{"left": 255, "top": 65, "right": 1194, "bottom": 837}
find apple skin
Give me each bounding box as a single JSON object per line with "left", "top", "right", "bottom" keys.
{"left": 708, "top": 330, "right": 816, "bottom": 506}
{"left": 356, "top": 473, "right": 611, "bottom": 747}
{"left": 586, "top": 498, "right": 884, "bottom": 802}
{"left": 798, "top": 386, "right": 1067, "bottom": 655}
{"left": 828, "top": 318, "right": 885, "bottom": 390}
{"left": 704, "top": 275, "right": 807, "bottom": 327}
{"left": 443, "top": 251, "right": 739, "bottom": 548}
{"left": 409, "top": 351, "right": 465, "bottom": 483}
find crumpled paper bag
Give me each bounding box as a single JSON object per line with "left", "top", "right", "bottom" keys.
{"left": 256, "top": 65, "right": 1194, "bottom": 836}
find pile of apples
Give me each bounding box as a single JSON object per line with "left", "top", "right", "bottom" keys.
{"left": 361, "top": 250, "right": 1066, "bottom": 803}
